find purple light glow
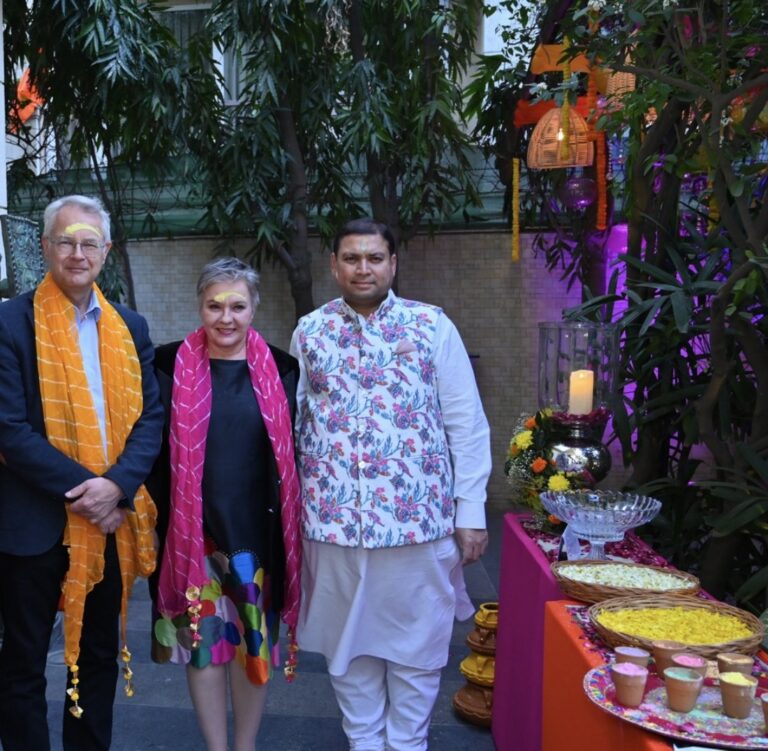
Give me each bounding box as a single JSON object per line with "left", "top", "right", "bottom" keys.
{"left": 558, "top": 176, "right": 598, "bottom": 210}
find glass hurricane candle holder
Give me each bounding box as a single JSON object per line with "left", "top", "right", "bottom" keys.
{"left": 538, "top": 321, "right": 619, "bottom": 417}
{"left": 538, "top": 321, "right": 619, "bottom": 484}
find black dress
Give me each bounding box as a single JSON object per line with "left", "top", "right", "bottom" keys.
{"left": 150, "top": 352, "right": 296, "bottom": 685}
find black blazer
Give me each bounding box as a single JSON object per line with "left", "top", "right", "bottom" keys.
{"left": 147, "top": 337, "right": 300, "bottom": 613}
{"left": 0, "top": 290, "right": 164, "bottom": 556}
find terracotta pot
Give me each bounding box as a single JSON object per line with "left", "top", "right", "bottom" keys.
{"left": 720, "top": 672, "right": 757, "bottom": 720}
{"left": 663, "top": 667, "right": 703, "bottom": 713}
{"left": 760, "top": 693, "right": 768, "bottom": 732}
{"left": 452, "top": 682, "right": 493, "bottom": 727}
{"left": 474, "top": 602, "right": 499, "bottom": 631}
{"left": 614, "top": 646, "right": 651, "bottom": 669}
{"left": 459, "top": 652, "right": 495, "bottom": 687}
{"left": 610, "top": 662, "right": 648, "bottom": 708}
{"left": 716, "top": 652, "right": 754, "bottom": 676}
{"left": 671, "top": 652, "right": 708, "bottom": 678}
{"left": 466, "top": 625, "right": 497, "bottom": 656}
{"left": 652, "top": 640, "right": 685, "bottom": 676}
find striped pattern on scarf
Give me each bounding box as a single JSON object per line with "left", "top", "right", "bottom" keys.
{"left": 34, "top": 273, "right": 157, "bottom": 672}
{"left": 157, "top": 326, "right": 301, "bottom": 632}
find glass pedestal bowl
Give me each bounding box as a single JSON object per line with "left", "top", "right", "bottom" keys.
{"left": 539, "top": 490, "right": 662, "bottom": 559}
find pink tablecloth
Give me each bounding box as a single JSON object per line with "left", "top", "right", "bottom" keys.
{"left": 491, "top": 513, "right": 564, "bottom": 751}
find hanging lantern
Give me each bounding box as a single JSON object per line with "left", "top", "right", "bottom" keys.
{"left": 527, "top": 107, "right": 594, "bottom": 169}
{"left": 605, "top": 69, "right": 636, "bottom": 100}
{"left": 558, "top": 176, "right": 598, "bottom": 211}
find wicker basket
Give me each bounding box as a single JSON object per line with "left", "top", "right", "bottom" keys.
{"left": 527, "top": 108, "right": 594, "bottom": 169}
{"left": 551, "top": 560, "right": 700, "bottom": 604}
{"left": 606, "top": 70, "right": 636, "bottom": 99}
{"left": 588, "top": 594, "right": 765, "bottom": 658}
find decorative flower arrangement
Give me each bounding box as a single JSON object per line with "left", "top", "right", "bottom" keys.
{"left": 504, "top": 409, "right": 595, "bottom": 513}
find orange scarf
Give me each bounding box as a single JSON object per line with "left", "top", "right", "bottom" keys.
{"left": 34, "top": 273, "right": 156, "bottom": 713}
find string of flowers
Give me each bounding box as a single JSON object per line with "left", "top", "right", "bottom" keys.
{"left": 505, "top": 409, "right": 595, "bottom": 513}
{"left": 512, "top": 157, "right": 520, "bottom": 262}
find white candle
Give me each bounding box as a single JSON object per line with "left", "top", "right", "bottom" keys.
{"left": 568, "top": 369, "right": 594, "bottom": 415}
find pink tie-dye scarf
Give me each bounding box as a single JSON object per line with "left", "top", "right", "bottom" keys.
{"left": 157, "top": 327, "right": 301, "bottom": 633}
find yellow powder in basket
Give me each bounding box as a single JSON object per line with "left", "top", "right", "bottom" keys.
{"left": 597, "top": 608, "right": 752, "bottom": 644}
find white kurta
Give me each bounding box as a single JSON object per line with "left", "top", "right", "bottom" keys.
{"left": 292, "top": 292, "right": 489, "bottom": 673}
{"left": 297, "top": 536, "right": 474, "bottom": 675}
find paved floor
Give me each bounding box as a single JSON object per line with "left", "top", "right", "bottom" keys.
{"left": 40, "top": 511, "right": 503, "bottom": 750}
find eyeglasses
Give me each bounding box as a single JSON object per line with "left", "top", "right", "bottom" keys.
{"left": 51, "top": 237, "right": 105, "bottom": 258}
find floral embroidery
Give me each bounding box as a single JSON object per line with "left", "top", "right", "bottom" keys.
{"left": 295, "top": 295, "right": 456, "bottom": 548}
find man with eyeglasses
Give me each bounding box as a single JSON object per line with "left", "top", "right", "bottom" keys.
{"left": 0, "top": 195, "right": 163, "bottom": 750}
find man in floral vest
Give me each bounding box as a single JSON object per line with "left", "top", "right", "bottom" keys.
{"left": 291, "top": 217, "right": 491, "bottom": 750}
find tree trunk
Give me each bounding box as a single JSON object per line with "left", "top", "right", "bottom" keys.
{"left": 85, "top": 137, "right": 137, "bottom": 308}
{"left": 275, "top": 93, "right": 315, "bottom": 321}
{"left": 287, "top": 261, "right": 316, "bottom": 321}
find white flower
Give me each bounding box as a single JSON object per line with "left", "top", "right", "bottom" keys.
{"left": 528, "top": 82, "right": 548, "bottom": 96}
{"left": 662, "top": 0, "right": 678, "bottom": 9}
{"left": 587, "top": 0, "right": 606, "bottom": 12}
{"left": 558, "top": 563, "right": 695, "bottom": 590}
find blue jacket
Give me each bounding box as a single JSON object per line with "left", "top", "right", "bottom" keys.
{"left": 0, "top": 289, "right": 164, "bottom": 555}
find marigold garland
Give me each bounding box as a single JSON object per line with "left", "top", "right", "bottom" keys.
{"left": 559, "top": 38, "right": 573, "bottom": 163}
{"left": 512, "top": 157, "right": 521, "bottom": 262}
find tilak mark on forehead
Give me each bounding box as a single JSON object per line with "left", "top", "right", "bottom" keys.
{"left": 359, "top": 239, "right": 369, "bottom": 253}
{"left": 213, "top": 291, "right": 248, "bottom": 303}
{"left": 64, "top": 222, "right": 103, "bottom": 237}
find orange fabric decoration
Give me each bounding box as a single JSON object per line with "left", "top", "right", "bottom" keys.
{"left": 14, "top": 68, "right": 44, "bottom": 126}
{"left": 542, "top": 601, "right": 670, "bottom": 751}
{"left": 33, "top": 273, "right": 157, "bottom": 712}
{"left": 531, "top": 44, "right": 591, "bottom": 75}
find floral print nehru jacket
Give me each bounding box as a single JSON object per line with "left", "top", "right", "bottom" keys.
{"left": 291, "top": 293, "right": 457, "bottom": 548}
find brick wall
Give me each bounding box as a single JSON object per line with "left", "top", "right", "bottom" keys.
{"left": 130, "top": 230, "right": 583, "bottom": 506}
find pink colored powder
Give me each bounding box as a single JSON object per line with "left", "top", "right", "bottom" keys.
{"left": 673, "top": 654, "right": 705, "bottom": 668}
{"left": 612, "top": 662, "right": 648, "bottom": 676}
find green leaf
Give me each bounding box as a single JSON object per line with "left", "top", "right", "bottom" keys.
{"left": 620, "top": 254, "right": 678, "bottom": 285}
{"left": 639, "top": 298, "right": 664, "bottom": 336}
{"left": 736, "top": 565, "right": 768, "bottom": 603}
{"left": 728, "top": 180, "right": 745, "bottom": 198}
{"left": 711, "top": 497, "right": 768, "bottom": 535}
{"left": 736, "top": 444, "right": 768, "bottom": 484}
{"left": 670, "top": 291, "right": 691, "bottom": 333}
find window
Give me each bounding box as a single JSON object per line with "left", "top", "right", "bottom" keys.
{"left": 161, "top": 4, "right": 243, "bottom": 105}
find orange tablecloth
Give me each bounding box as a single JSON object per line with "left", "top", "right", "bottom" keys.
{"left": 542, "top": 600, "right": 672, "bottom": 751}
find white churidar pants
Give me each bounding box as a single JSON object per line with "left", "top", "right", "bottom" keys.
{"left": 329, "top": 655, "right": 442, "bottom": 751}
{"left": 297, "top": 536, "right": 474, "bottom": 750}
